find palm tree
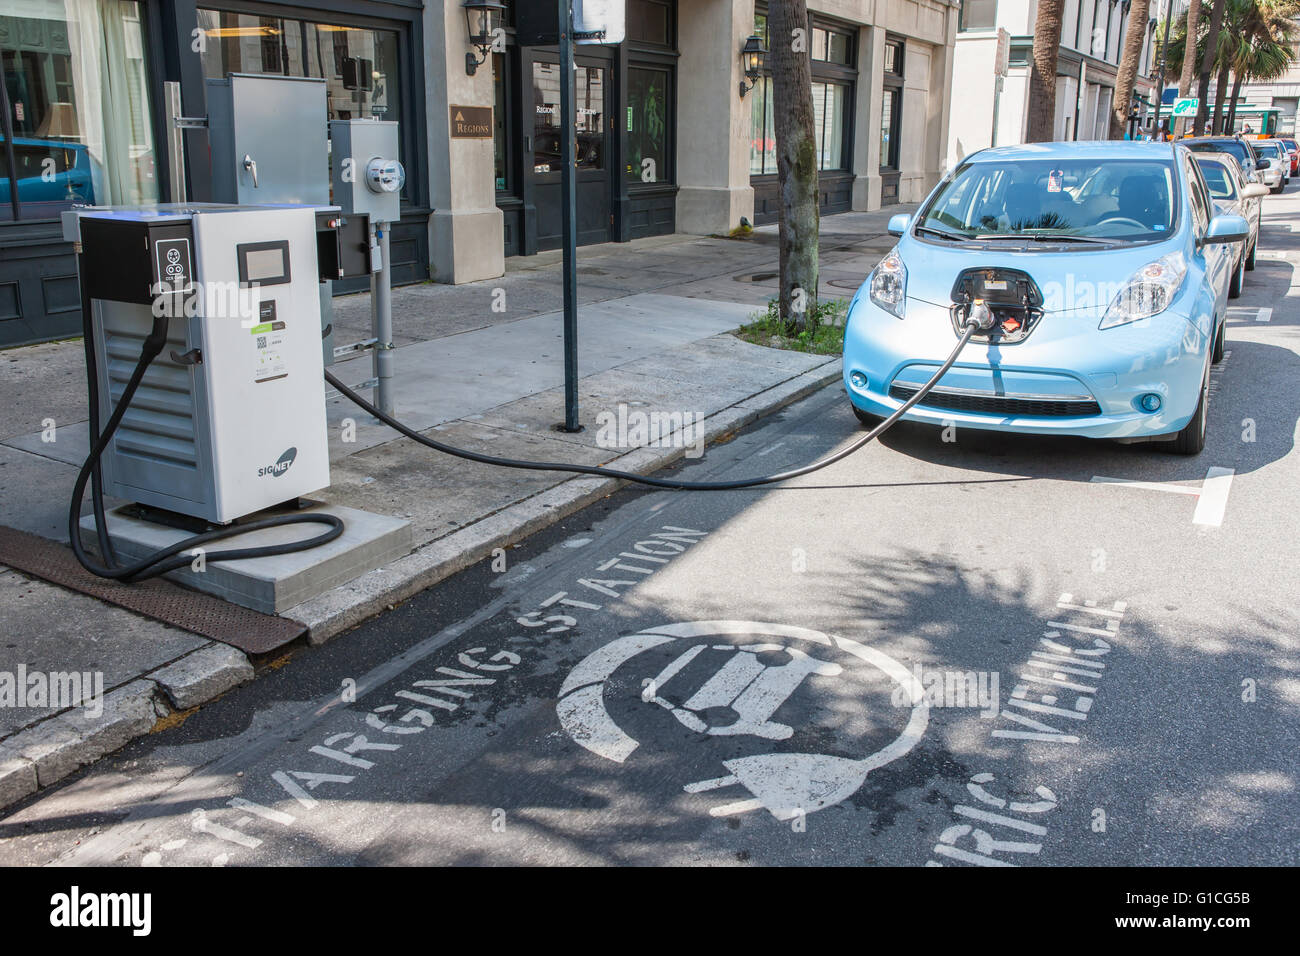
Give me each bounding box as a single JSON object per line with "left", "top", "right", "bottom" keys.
{"left": 1225, "top": 0, "right": 1300, "bottom": 131}
{"left": 1176, "top": 0, "right": 1202, "bottom": 135}
{"left": 1028, "top": 0, "right": 1067, "bottom": 141}
{"left": 1195, "top": 0, "right": 1228, "bottom": 134}
{"left": 1112, "top": 0, "right": 1153, "bottom": 138}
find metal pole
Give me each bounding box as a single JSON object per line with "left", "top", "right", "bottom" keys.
{"left": 558, "top": 0, "right": 582, "bottom": 432}
{"left": 372, "top": 221, "right": 395, "bottom": 416}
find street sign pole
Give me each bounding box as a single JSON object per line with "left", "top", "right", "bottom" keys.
{"left": 558, "top": 0, "right": 582, "bottom": 433}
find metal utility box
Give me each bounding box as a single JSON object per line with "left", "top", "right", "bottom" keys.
{"left": 207, "top": 74, "right": 330, "bottom": 205}
{"left": 64, "top": 204, "right": 331, "bottom": 524}
{"left": 330, "top": 119, "right": 403, "bottom": 223}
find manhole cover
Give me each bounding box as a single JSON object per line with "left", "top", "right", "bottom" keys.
{"left": 734, "top": 271, "right": 778, "bottom": 283}
{"left": 827, "top": 278, "right": 862, "bottom": 290}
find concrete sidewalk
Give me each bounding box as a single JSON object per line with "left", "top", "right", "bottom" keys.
{"left": 0, "top": 207, "right": 908, "bottom": 809}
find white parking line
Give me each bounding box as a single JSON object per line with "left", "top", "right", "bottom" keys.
{"left": 1256, "top": 307, "right": 1273, "bottom": 323}
{"left": 1090, "top": 467, "right": 1236, "bottom": 527}
{"left": 1191, "top": 467, "right": 1235, "bottom": 527}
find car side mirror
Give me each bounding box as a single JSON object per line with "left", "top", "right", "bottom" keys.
{"left": 1242, "top": 183, "right": 1269, "bottom": 199}
{"left": 1202, "top": 214, "right": 1250, "bottom": 245}
{"left": 887, "top": 213, "right": 911, "bottom": 237}
{"left": 1256, "top": 159, "right": 1271, "bottom": 170}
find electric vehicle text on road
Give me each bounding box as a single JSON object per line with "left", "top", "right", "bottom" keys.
{"left": 843, "top": 141, "right": 1250, "bottom": 455}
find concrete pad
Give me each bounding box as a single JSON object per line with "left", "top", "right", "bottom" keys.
{"left": 0, "top": 568, "right": 206, "bottom": 738}
{"left": 150, "top": 643, "right": 254, "bottom": 710}
{"left": 79, "top": 503, "right": 412, "bottom": 615}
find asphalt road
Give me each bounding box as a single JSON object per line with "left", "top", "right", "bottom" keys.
{"left": 3, "top": 192, "right": 1298, "bottom": 869}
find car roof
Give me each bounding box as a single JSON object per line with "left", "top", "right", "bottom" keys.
{"left": 963, "top": 141, "right": 1178, "bottom": 164}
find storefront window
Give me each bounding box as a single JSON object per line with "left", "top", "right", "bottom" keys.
{"left": 494, "top": 52, "right": 509, "bottom": 192}
{"left": 749, "top": 77, "right": 774, "bottom": 176}
{"left": 0, "top": 0, "right": 157, "bottom": 221}
{"left": 881, "top": 88, "right": 900, "bottom": 170}
{"left": 197, "top": 10, "right": 400, "bottom": 122}
{"left": 813, "top": 82, "right": 847, "bottom": 170}
{"left": 532, "top": 61, "right": 604, "bottom": 173}
{"left": 626, "top": 66, "right": 669, "bottom": 184}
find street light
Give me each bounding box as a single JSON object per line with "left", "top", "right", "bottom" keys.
{"left": 739, "top": 35, "right": 766, "bottom": 98}
{"left": 463, "top": 0, "right": 506, "bottom": 76}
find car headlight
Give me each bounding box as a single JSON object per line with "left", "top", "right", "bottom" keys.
{"left": 1099, "top": 251, "right": 1187, "bottom": 329}
{"left": 870, "top": 249, "right": 907, "bottom": 318}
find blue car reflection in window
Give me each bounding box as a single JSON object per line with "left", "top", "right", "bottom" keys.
{"left": 0, "top": 137, "right": 96, "bottom": 220}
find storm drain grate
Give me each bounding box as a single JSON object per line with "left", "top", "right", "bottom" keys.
{"left": 0, "top": 525, "right": 306, "bottom": 655}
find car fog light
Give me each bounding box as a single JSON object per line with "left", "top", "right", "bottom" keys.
{"left": 1140, "top": 393, "right": 1162, "bottom": 413}
{"left": 849, "top": 371, "right": 868, "bottom": 389}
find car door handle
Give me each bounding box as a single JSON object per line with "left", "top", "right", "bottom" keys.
{"left": 243, "top": 153, "right": 259, "bottom": 188}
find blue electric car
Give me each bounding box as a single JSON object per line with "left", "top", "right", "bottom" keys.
{"left": 843, "top": 142, "right": 1250, "bottom": 454}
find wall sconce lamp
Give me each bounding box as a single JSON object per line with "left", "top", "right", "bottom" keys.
{"left": 463, "top": 0, "right": 506, "bottom": 76}
{"left": 739, "top": 35, "right": 766, "bottom": 98}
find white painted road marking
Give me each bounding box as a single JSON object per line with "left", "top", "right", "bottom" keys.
{"left": 1090, "top": 467, "right": 1236, "bottom": 527}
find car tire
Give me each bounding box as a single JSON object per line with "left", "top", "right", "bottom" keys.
{"left": 1272, "top": 184, "right": 1283, "bottom": 194}
{"left": 1246, "top": 238, "right": 1257, "bottom": 271}
{"left": 1168, "top": 361, "right": 1210, "bottom": 456}
{"left": 1228, "top": 254, "right": 1244, "bottom": 299}
{"left": 1212, "top": 316, "right": 1226, "bottom": 364}
{"left": 851, "top": 404, "right": 883, "bottom": 428}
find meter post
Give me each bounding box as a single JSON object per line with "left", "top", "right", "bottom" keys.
{"left": 558, "top": 0, "right": 581, "bottom": 432}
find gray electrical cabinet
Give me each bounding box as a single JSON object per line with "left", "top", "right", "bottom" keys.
{"left": 207, "top": 74, "right": 330, "bottom": 206}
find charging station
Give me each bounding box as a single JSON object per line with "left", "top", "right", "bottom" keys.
{"left": 65, "top": 204, "right": 331, "bottom": 525}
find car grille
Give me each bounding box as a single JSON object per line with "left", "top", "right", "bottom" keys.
{"left": 889, "top": 384, "right": 1102, "bottom": 417}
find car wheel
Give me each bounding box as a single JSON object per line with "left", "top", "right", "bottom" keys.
{"left": 851, "top": 404, "right": 883, "bottom": 428}
{"left": 1168, "top": 361, "right": 1210, "bottom": 456}
{"left": 1212, "top": 316, "right": 1226, "bottom": 364}
{"left": 1272, "top": 184, "right": 1283, "bottom": 194}
{"left": 1246, "top": 238, "right": 1257, "bottom": 271}
{"left": 1228, "top": 254, "right": 1244, "bottom": 299}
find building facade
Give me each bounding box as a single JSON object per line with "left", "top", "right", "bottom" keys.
{"left": 1238, "top": 17, "right": 1300, "bottom": 136}
{"left": 0, "top": 0, "right": 958, "bottom": 347}
{"left": 948, "top": 0, "right": 1160, "bottom": 166}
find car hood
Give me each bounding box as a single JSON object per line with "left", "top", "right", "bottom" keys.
{"left": 893, "top": 234, "right": 1185, "bottom": 317}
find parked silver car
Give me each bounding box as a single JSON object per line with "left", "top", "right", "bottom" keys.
{"left": 1253, "top": 139, "right": 1289, "bottom": 192}
{"left": 1194, "top": 152, "right": 1267, "bottom": 297}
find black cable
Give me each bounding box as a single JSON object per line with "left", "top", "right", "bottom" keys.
{"left": 326, "top": 320, "right": 980, "bottom": 491}
{"left": 70, "top": 311, "right": 345, "bottom": 583}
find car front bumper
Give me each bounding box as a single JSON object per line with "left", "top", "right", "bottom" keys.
{"left": 842, "top": 296, "right": 1211, "bottom": 441}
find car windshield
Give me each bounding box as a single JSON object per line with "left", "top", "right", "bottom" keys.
{"left": 1197, "top": 160, "right": 1237, "bottom": 199}
{"left": 916, "top": 159, "right": 1177, "bottom": 244}
{"left": 1188, "top": 141, "right": 1252, "bottom": 167}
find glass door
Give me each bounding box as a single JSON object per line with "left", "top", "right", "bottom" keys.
{"left": 530, "top": 56, "right": 613, "bottom": 249}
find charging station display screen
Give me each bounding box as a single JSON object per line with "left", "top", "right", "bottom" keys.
{"left": 238, "top": 240, "right": 292, "bottom": 286}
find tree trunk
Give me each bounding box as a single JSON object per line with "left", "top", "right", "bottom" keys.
{"left": 1176, "top": 0, "right": 1202, "bottom": 136}
{"left": 1226, "top": 71, "right": 1244, "bottom": 133}
{"left": 768, "top": 0, "right": 818, "bottom": 331}
{"left": 1211, "top": 60, "right": 1230, "bottom": 134}
{"left": 1111, "top": 0, "right": 1151, "bottom": 139}
{"left": 1028, "top": 0, "right": 1066, "bottom": 142}
{"left": 1194, "top": 0, "right": 1226, "bottom": 135}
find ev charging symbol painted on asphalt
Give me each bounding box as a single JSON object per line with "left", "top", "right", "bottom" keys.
{"left": 556, "top": 621, "right": 929, "bottom": 821}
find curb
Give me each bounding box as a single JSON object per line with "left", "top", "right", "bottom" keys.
{"left": 287, "top": 356, "right": 842, "bottom": 645}
{"left": 0, "top": 641, "right": 255, "bottom": 812}
{"left": 0, "top": 356, "right": 840, "bottom": 813}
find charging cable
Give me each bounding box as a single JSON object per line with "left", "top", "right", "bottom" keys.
{"left": 326, "top": 320, "right": 981, "bottom": 491}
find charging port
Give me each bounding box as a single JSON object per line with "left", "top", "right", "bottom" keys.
{"left": 949, "top": 267, "right": 1044, "bottom": 344}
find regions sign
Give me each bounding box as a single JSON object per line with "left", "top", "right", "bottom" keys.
{"left": 449, "top": 106, "right": 492, "bottom": 139}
